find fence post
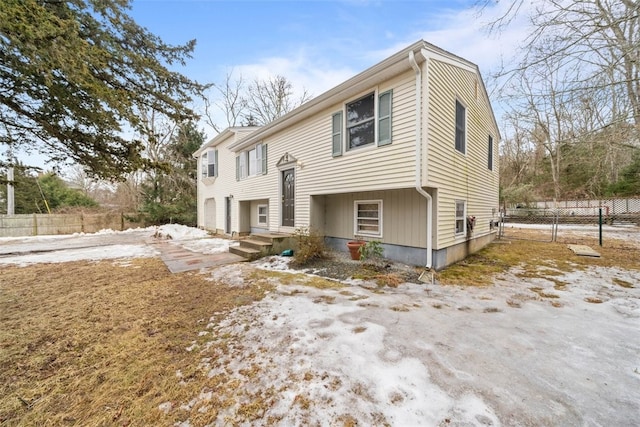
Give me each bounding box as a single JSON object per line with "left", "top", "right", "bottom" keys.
{"left": 599, "top": 208, "right": 603, "bottom": 247}
{"left": 32, "top": 213, "right": 37, "bottom": 236}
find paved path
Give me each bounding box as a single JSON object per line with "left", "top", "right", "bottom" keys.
{"left": 0, "top": 231, "right": 246, "bottom": 273}
{"left": 150, "top": 241, "right": 246, "bottom": 273}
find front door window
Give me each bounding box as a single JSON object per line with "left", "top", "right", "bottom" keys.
{"left": 282, "top": 169, "right": 295, "bottom": 227}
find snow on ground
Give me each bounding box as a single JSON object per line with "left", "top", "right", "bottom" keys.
{"left": 181, "top": 260, "right": 639, "bottom": 426}
{"left": 0, "top": 244, "right": 157, "bottom": 267}
{"left": 0, "top": 224, "right": 236, "bottom": 266}
{"left": 1, "top": 224, "right": 639, "bottom": 425}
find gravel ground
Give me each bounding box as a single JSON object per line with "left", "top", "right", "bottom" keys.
{"left": 289, "top": 249, "right": 425, "bottom": 284}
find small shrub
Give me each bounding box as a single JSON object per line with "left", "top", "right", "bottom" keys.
{"left": 292, "top": 227, "right": 326, "bottom": 266}
{"left": 359, "top": 240, "right": 383, "bottom": 262}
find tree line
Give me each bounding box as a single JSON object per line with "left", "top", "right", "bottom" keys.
{"left": 2, "top": 0, "right": 638, "bottom": 222}
{"left": 1, "top": 0, "right": 307, "bottom": 225}
{"left": 484, "top": 0, "right": 640, "bottom": 204}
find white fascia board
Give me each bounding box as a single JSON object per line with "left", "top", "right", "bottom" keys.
{"left": 192, "top": 127, "right": 260, "bottom": 157}
{"left": 420, "top": 46, "right": 501, "bottom": 140}
{"left": 228, "top": 40, "right": 428, "bottom": 152}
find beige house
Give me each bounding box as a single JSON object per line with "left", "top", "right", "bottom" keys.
{"left": 194, "top": 40, "right": 500, "bottom": 270}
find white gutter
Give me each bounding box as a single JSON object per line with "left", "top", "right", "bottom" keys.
{"left": 409, "top": 50, "right": 433, "bottom": 270}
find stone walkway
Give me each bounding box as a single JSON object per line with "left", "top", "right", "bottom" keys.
{"left": 149, "top": 241, "right": 246, "bottom": 273}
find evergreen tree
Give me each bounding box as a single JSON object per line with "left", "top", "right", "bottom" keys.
{"left": 0, "top": 0, "right": 206, "bottom": 178}
{"left": 137, "top": 121, "right": 204, "bottom": 226}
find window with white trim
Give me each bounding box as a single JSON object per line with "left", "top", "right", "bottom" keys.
{"left": 201, "top": 150, "right": 217, "bottom": 179}
{"left": 455, "top": 200, "right": 466, "bottom": 235}
{"left": 333, "top": 90, "right": 392, "bottom": 156}
{"left": 354, "top": 200, "right": 383, "bottom": 237}
{"left": 201, "top": 152, "right": 207, "bottom": 178}
{"left": 257, "top": 204, "right": 268, "bottom": 226}
{"left": 455, "top": 99, "right": 466, "bottom": 154}
{"left": 347, "top": 93, "right": 375, "bottom": 149}
{"left": 236, "top": 143, "right": 267, "bottom": 180}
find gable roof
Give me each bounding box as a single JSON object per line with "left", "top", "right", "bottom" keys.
{"left": 193, "top": 126, "right": 260, "bottom": 157}
{"left": 227, "top": 39, "right": 499, "bottom": 152}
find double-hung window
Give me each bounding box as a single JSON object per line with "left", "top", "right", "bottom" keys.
{"left": 257, "top": 205, "right": 268, "bottom": 226}
{"left": 201, "top": 150, "right": 218, "bottom": 179}
{"left": 333, "top": 90, "right": 392, "bottom": 156}
{"left": 347, "top": 93, "right": 375, "bottom": 149}
{"left": 236, "top": 143, "right": 267, "bottom": 180}
{"left": 455, "top": 200, "right": 466, "bottom": 235}
{"left": 455, "top": 100, "right": 466, "bottom": 154}
{"left": 354, "top": 200, "right": 383, "bottom": 238}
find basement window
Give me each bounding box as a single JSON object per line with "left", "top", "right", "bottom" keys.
{"left": 354, "top": 200, "right": 383, "bottom": 237}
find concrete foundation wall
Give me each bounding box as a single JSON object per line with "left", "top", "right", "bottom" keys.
{"left": 326, "top": 230, "right": 496, "bottom": 270}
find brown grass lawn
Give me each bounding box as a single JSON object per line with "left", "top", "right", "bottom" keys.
{"left": 0, "top": 233, "right": 637, "bottom": 426}
{"left": 0, "top": 258, "right": 271, "bottom": 426}
{"left": 438, "top": 232, "right": 640, "bottom": 286}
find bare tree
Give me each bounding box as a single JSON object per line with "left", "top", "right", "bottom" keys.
{"left": 484, "top": 0, "right": 639, "bottom": 129}
{"left": 203, "top": 70, "right": 247, "bottom": 133}
{"left": 204, "top": 72, "right": 312, "bottom": 132}
{"left": 245, "top": 75, "right": 312, "bottom": 125}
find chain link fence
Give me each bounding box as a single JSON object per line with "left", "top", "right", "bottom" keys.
{"left": 499, "top": 197, "right": 640, "bottom": 244}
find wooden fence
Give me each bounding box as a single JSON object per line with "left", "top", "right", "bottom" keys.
{"left": 0, "top": 213, "right": 142, "bottom": 238}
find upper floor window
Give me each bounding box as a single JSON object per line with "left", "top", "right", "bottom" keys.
{"left": 488, "top": 135, "right": 494, "bottom": 171}
{"left": 201, "top": 150, "right": 217, "bottom": 179}
{"left": 455, "top": 99, "right": 466, "bottom": 154}
{"left": 236, "top": 143, "right": 267, "bottom": 180}
{"left": 347, "top": 93, "right": 375, "bottom": 149}
{"left": 333, "top": 90, "right": 392, "bottom": 157}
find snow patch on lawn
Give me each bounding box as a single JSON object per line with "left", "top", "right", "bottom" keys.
{"left": 0, "top": 244, "right": 157, "bottom": 266}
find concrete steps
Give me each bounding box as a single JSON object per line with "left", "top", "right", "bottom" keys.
{"left": 229, "top": 232, "right": 294, "bottom": 261}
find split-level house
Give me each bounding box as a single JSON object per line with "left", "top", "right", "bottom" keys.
{"left": 194, "top": 40, "right": 500, "bottom": 270}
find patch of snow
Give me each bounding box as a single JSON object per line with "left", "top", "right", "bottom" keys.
{"left": 158, "top": 401, "right": 173, "bottom": 414}
{"left": 253, "top": 255, "right": 294, "bottom": 271}
{"left": 0, "top": 244, "right": 157, "bottom": 266}
{"left": 177, "top": 262, "right": 640, "bottom": 426}
{"left": 205, "top": 264, "right": 247, "bottom": 287}
{"left": 176, "top": 238, "right": 238, "bottom": 254}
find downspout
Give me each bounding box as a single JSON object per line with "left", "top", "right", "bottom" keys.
{"left": 409, "top": 50, "right": 433, "bottom": 269}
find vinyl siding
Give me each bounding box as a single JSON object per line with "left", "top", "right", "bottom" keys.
{"left": 324, "top": 189, "right": 427, "bottom": 247}
{"left": 224, "top": 69, "right": 418, "bottom": 231}
{"left": 197, "top": 49, "right": 499, "bottom": 255}
{"left": 426, "top": 59, "right": 499, "bottom": 249}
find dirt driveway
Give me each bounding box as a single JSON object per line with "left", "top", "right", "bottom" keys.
{"left": 1, "top": 225, "right": 639, "bottom": 426}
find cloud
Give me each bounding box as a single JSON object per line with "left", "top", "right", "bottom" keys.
{"left": 234, "top": 49, "right": 357, "bottom": 100}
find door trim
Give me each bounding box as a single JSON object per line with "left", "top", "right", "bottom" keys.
{"left": 281, "top": 168, "right": 295, "bottom": 228}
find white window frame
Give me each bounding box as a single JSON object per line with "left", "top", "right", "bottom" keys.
{"left": 354, "top": 200, "right": 383, "bottom": 238}
{"left": 455, "top": 200, "right": 466, "bottom": 235}
{"left": 337, "top": 89, "right": 393, "bottom": 155}
{"left": 455, "top": 99, "right": 466, "bottom": 154}
{"left": 237, "top": 143, "right": 266, "bottom": 180}
{"left": 201, "top": 150, "right": 217, "bottom": 179}
{"left": 239, "top": 152, "right": 247, "bottom": 179}
{"left": 346, "top": 92, "right": 376, "bottom": 150}
{"left": 257, "top": 204, "right": 268, "bottom": 226}
{"left": 201, "top": 152, "right": 208, "bottom": 179}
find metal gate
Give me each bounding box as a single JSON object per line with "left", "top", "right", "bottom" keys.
{"left": 499, "top": 208, "right": 559, "bottom": 242}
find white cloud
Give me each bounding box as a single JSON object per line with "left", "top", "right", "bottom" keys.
{"left": 234, "top": 49, "right": 357, "bottom": 101}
